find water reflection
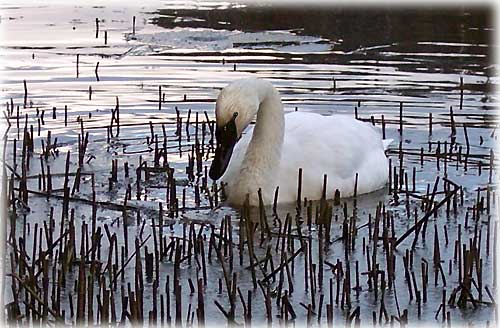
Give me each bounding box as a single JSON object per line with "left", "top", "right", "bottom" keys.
{"left": 153, "top": 6, "right": 492, "bottom": 65}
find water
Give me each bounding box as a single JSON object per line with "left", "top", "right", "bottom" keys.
{"left": 1, "top": 2, "right": 497, "bottom": 326}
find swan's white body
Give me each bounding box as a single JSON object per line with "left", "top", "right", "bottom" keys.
{"left": 214, "top": 78, "right": 390, "bottom": 206}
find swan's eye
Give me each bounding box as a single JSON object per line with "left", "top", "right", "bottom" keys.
{"left": 214, "top": 117, "right": 238, "bottom": 150}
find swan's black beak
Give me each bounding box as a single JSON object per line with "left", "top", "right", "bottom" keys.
{"left": 209, "top": 112, "right": 239, "bottom": 180}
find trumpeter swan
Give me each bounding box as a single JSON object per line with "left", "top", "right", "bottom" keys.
{"left": 209, "top": 78, "right": 391, "bottom": 206}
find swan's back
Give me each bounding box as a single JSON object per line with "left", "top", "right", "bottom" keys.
{"left": 221, "top": 111, "right": 389, "bottom": 205}
{"left": 277, "top": 112, "right": 389, "bottom": 203}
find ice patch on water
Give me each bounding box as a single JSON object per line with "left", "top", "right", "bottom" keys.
{"left": 125, "top": 27, "right": 331, "bottom": 54}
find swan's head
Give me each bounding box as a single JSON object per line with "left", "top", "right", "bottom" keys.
{"left": 209, "top": 80, "right": 260, "bottom": 180}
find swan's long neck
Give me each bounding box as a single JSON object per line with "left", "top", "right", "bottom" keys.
{"left": 236, "top": 81, "right": 284, "bottom": 202}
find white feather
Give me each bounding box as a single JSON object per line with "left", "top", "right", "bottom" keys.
{"left": 216, "top": 78, "right": 390, "bottom": 206}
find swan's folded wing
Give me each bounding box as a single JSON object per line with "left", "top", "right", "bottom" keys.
{"left": 280, "top": 112, "right": 388, "bottom": 196}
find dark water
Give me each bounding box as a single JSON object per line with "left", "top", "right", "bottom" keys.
{"left": 1, "top": 2, "right": 497, "bottom": 326}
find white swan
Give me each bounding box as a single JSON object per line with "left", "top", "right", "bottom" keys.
{"left": 209, "top": 78, "right": 391, "bottom": 206}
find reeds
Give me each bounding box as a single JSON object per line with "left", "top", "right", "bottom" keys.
{"left": 2, "top": 69, "right": 496, "bottom": 328}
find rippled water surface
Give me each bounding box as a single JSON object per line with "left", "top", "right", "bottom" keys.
{"left": 1, "top": 2, "right": 497, "bottom": 326}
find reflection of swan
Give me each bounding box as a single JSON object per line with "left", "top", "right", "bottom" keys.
{"left": 209, "top": 78, "right": 392, "bottom": 206}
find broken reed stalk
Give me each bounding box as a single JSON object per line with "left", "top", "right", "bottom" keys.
{"left": 159, "top": 85, "right": 162, "bottom": 111}
{"left": 460, "top": 77, "right": 464, "bottom": 110}
{"left": 399, "top": 102, "right": 403, "bottom": 136}
{"left": 394, "top": 178, "right": 459, "bottom": 248}
{"left": 297, "top": 168, "right": 303, "bottom": 212}
{"left": 95, "top": 62, "right": 100, "bottom": 81}
{"left": 23, "top": 80, "right": 27, "bottom": 108}
{"left": 76, "top": 54, "right": 79, "bottom": 78}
